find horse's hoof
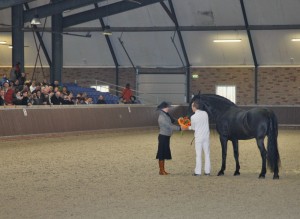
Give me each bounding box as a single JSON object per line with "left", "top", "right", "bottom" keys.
{"left": 217, "top": 171, "right": 224, "bottom": 176}
{"left": 234, "top": 171, "right": 240, "bottom": 176}
{"left": 273, "top": 175, "right": 280, "bottom": 180}
{"left": 258, "top": 174, "right": 265, "bottom": 179}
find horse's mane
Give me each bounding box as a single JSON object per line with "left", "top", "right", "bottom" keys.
{"left": 200, "top": 94, "right": 236, "bottom": 107}
{"left": 189, "top": 93, "right": 237, "bottom": 120}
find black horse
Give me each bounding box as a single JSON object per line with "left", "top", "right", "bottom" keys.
{"left": 189, "top": 94, "right": 280, "bottom": 179}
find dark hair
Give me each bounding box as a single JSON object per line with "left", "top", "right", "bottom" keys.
{"left": 193, "top": 99, "right": 201, "bottom": 109}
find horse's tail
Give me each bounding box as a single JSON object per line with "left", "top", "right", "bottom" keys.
{"left": 267, "top": 111, "right": 281, "bottom": 173}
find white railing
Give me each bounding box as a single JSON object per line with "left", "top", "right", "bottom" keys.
{"left": 72, "top": 79, "right": 164, "bottom": 105}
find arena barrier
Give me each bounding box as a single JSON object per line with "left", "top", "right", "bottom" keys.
{"left": 0, "top": 105, "right": 186, "bottom": 137}
{"left": 240, "top": 105, "right": 300, "bottom": 128}
{"left": 0, "top": 105, "right": 299, "bottom": 137}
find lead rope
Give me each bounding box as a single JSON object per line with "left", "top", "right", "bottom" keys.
{"left": 190, "top": 137, "right": 195, "bottom": 145}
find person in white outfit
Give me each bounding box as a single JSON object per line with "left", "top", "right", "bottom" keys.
{"left": 187, "top": 99, "right": 211, "bottom": 176}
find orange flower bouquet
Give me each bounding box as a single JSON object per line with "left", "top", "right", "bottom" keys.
{"left": 178, "top": 116, "right": 191, "bottom": 129}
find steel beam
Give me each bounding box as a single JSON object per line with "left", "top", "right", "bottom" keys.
{"left": 12, "top": 4, "right": 24, "bottom": 72}
{"left": 240, "top": 0, "right": 258, "bottom": 104}
{"left": 50, "top": 11, "right": 63, "bottom": 83}
{"left": 63, "top": 0, "right": 164, "bottom": 28}
{"left": 0, "top": 0, "right": 34, "bottom": 10}
{"left": 163, "top": 0, "right": 191, "bottom": 103}
{"left": 16, "top": 24, "right": 300, "bottom": 33}
{"left": 94, "top": 3, "right": 119, "bottom": 94}
{"left": 24, "top": 0, "right": 106, "bottom": 23}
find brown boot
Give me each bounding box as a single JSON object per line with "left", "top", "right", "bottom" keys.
{"left": 159, "top": 160, "right": 169, "bottom": 175}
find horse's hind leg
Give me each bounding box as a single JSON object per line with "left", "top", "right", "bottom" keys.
{"left": 232, "top": 139, "right": 240, "bottom": 176}
{"left": 256, "top": 138, "right": 267, "bottom": 179}
{"left": 218, "top": 137, "right": 228, "bottom": 176}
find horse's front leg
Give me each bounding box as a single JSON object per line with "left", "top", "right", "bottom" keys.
{"left": 218, "top": 136, "right": 228, "bottom": 176}
{"left": 256, "top": 138, "right": 267, "bottom": 179}
{"left": 232, "top": 139, "right": 240, "bottom": 176}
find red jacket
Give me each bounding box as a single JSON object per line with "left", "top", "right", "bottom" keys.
{"left": 122, "top": 88, "right": 133, "bottom": 102}
{"left": 4, "top": 88, "right": 14, "bottom": 105}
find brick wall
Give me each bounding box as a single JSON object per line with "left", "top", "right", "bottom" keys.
{"left": 190, "top": 67, "right": 255, "bottom": 105}
{"left": 258, "top": 68, "right": 300, "bottom": 105}
{"left": 190, "top": 67, "right": 299, "bottom": 105}
{"left": 1, "top": 66, "right": 299, "bottom": 105}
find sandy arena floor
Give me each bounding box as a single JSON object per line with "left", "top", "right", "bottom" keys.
{"left": 0, "top": 129, "right": 299, "bottom": 219}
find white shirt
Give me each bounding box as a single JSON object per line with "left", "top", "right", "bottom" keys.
{"left": 189, "top": 110, "right": 210, "bottom": 142}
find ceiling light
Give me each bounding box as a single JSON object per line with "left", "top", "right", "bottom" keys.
{"left": 0, "top": 41, "right": 7, "bottom": 44}
{"left": 103, "top": 25, "right": 112, "bottom": 36}
{"left": 31, "top": 15, "right": 41, "bottom": 25}
{"left": 8, "top": 45, "right": 13, "bottom": 48}
{"left": 291, "top": 38, "right": 300, "bottom": 42}
{"left": 213, "top": 39, "right": 242, "bottom": 43}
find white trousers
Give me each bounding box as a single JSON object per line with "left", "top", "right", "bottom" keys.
{"left": 194, "top": 138, "right": 211, "bottom": 175}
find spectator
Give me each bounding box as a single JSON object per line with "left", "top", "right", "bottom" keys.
{"left": 0, "top": 74, "right": 8, "bottom": 87}
{"left": 62, "top": 93, "right": 74, "bottom": 105}
{"left": 75, "top": 93, "right": 84, "bottom": 104}
{"left": 21, "top": 84, "right": 29, "bottom": 94}
{"left": 35, "top": 83, "right": 41, "bottom": 93}
{"left": 51, "top": 80, "right": 60, "bottom": 89}
{"left": 3, "top": 81, "right": 14, "bottom": 105}
{"left": 97, "top": 95, "right": 106, "bottom": 104}
{"left": 81, "top": 92, "right": 88, "bottom": 100}
{"left": 53, "top": 86, "right": 59, "bottom": 93}
{"left": 41, "top": 78, "right": 48, "bottom": 86}
{"left": 82, "top": 97, "right": 93, "bottom": 105}
{"left": 29, "top": 81, "right": 37, "bottom": 93}
{"left": 14, "top": 62, "right": 21, "bottom": 80}
{"left": 13, "top": 90, "right": 23, "bottom": 105}
{"left": 41, "top": 86, "right": 50, "bottom": 105}
{"left": 20, "top": 91, "right": 31, "bottom": 106}
{"left": 50, "top": 91, "right": 64, "bottom": 105}
{"left": 19, "top": 72, "right": 26, "bottom": 86}
{"left": 0, "top": 89, "right": 5, "bottom": 106}
{"left": 9, "top": 66, "right": 16, "bottom": 82}
{"left": 32, "top": 90, "right": 44, "bottom": 105}
{"left": 121, "top": 83, "right": 133, "bottom": 104}
{"left": 9, "top": 80, "right": 14, "bottom": 88}
{"left": 62, "top": 86, "right": 70, "bottom": 96}
{"left": 13, "top": 79, "right": 23, "bottom": 91}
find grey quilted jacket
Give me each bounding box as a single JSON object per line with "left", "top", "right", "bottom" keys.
{"left": 158, "top": 110, "right": 180, "bottom": 136}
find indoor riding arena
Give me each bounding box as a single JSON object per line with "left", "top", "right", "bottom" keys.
{"left": 1, "top": 0, "right": 300, "bottom": 219}
{"left": 0, "top": 105, "right": 299, "bottom": 218}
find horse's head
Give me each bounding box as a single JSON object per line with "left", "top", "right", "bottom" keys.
{"left": 188, "top": 93, "right": 201, "bottom": 117}
{"left": 188, "top": 93, "right": 236, "bottom": 120}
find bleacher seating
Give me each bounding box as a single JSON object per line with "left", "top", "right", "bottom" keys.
{"left": 64, "top": 83, "right": 119, "bottom": 104}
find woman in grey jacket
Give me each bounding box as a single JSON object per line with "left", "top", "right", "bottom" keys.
{"left": 156, "top": 101, "right": 183, "bottom": 175}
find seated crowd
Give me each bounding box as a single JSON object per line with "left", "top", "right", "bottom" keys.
{"left": 0, "top": 73, "right": 106, "bottom": 106}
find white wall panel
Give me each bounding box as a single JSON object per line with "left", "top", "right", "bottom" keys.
{"left": 252, "top": 30, "right": 300, "bottom": 65}
{"left": 173, "top": 0, "right": 244, "bottom": 26}
{"left": 183, "top": 31, "right": 253, "bottom": 66}
{"left": 244, "top": 0, "right": 300, "bottom": 25}
{"left": 138, "top": 74, "right": 186, "bottom": 104}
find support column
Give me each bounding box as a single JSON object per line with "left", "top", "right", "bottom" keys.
{"left": 11, "top": 4, "right": 24, "bottom": 72}
{"left": 51, "top": 11, "right": 63, "bottom": 83}
{"left": 240, "top": 0, "right": 259, "bottom": 104}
